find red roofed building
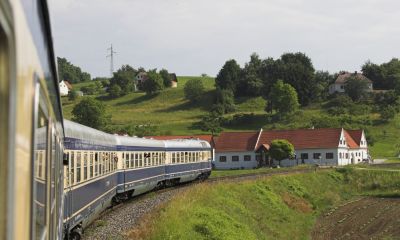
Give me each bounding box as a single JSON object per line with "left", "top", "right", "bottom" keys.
{"left": 213, "top": 128, "right": 369, "bottom": 169}
{"left": 329, "top": 71, "right": 373, "bottom": 94}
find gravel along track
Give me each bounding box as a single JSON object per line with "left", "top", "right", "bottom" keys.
{"left": 312, "top": 197, "right": 400, "bottom": 240}
{"left": 82, "top": 186, "right": 189, "bottom": 240}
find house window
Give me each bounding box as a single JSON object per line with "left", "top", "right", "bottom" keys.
{"left": 232, "top": 156, "right": 239, "bottom": 162}
{"left": 346, "top": 153, "right": 349, "bottom": 159}
{"left": 219, "top": 156, "right": 227, "bottom": 162}
{"left": 300, "top": 153, "right": 308, "bottom": 160}
{"left": 244, "top": 155, "right": 251, "bottom": 161}
{"left": 313, "top": 153, "right": 321, "bottom": 159}
{"left": 326, "top": 153, "right": 334, "bottom": 159}
{"left": 340, "top": 85, "right": 344, "bottom": 89}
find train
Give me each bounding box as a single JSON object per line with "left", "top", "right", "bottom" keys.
{"left": 63, "top": 120, "right": 212, "bottom": 239}
{"left": 1, "top": 0, "right": 212, "bottom": 239}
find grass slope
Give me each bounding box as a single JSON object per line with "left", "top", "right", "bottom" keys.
{"left": 131, "top": 168, "right": 400, "bottom": 240}
{"left": 63, "top": 77, "right": 400, "bottom": 159}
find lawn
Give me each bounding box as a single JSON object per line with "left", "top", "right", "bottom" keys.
{"left": 129, "top": 168, "right": 400, "bottom": 240}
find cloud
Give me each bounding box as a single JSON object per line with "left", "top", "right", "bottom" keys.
{"left": 49, "top": 0, "right": 400, "bottom": 77}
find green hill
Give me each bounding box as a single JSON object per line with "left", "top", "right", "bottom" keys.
{"left": 62, "top": 76, "right": 400, "bottom": 160}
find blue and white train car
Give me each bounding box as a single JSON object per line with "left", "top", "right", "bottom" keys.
{"left": 164, "top": 139, "right": 212, "bottom": 183}
{"left": 115, "top": 136, "right": 167, "bottom": 199}
{"left": 62, "top": 120, "right": 213, "bottom": 238}
{"left": 63, "top": 120, "right": 118, "bottom": 238}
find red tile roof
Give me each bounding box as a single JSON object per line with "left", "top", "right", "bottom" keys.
{"left": 148, "top": 135, "right": 213, "bottom": 144}
{"left": 214, "top": 131, "right": 259, "bottom": 152}
{"left": 64, "top": 81, "right": 73, "bottom": 90}
{"left": 346, "top": 130, "right": 363, "bottom": 145}
{"left": 257, "top": 128, "right": 344, "bottom": 150}
{"left": 343, "top": 130, "right": 359, "bottom": 149}
{"left": 335, "top": 72, "right": 372, "bottom": 84}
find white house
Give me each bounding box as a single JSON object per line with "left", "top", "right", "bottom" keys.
{"left": 213, "top": 128, "right": 369, "bottom": 169}
{"left": 329, "top": 71, "right": 373, "bottom": 95}
{"left": 59, "top": 80, "right": 72, "bottom": 96}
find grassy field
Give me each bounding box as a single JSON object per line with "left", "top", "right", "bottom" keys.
{"left": 63, "top": 77, "right": 400, "bottom": 159}
{"left": 210, "top": 165, "right": 314, "bottom": 178}
{"left": 129, "top": 168, "right": 400, "bottom": 240}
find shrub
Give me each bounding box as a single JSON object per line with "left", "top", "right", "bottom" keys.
{"left": 68, "top": 90, "right": 79, "bottom": 101}
{"left": 72, "top": 97, "right": 109, "bottom": 130}
{"left": 109, "top": 84, "right": 122, "bottom": 98}
{"left": 184, "top": 79, "right": 205, "bottom": 103}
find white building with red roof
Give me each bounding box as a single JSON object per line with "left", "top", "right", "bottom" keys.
{"left": 329, "top": 71, "right": 373, "bottom": 94}
{"left": 213, "top": 128, "right": 369, "bottom": 169}
{"left": 59, "top": 80, "right": 73, "bottom": 96}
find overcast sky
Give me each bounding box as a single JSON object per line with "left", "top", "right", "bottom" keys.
{"left": 48, "top": 0, "right": 400, "bottom": 78}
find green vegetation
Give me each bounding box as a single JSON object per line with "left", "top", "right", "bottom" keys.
{"left": 210, "top": 165, "right": 313, "bottom": 178}
{"left": 72, "top": 98, "right": 109, "bottom": 130}
{"left": 134, "top": 168, "right": 400, "bottom": 240}
{"left": 57, "top": 57, "right": 91, "bottom": 83}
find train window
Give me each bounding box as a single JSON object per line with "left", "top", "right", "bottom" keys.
{"left": 125, "top": 152, "right": 129, "bottom": 168}
{"left": 94, "top": 153, "right": 98, "bottom": 177}
{"left": 130, "top": 153, "right": 134, "bottom": 168}
{"left": 83, "top": 153, "right": 88, "bottom": 180}
{"left": 32, "top": 106, "right": 48, "bottom": 239}
{"left": 70, "top": 152, "right": 75, "bottom": 184}
{"left": 172, "top": 153, "right": 175, "bottom": 164}
{"left": 76, "top": 153, "right": 81, "bottom": 183}
{"left": 90, "top": 153, "right": 94, "bottom": 178}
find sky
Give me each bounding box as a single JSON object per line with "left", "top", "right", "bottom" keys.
{"left": 48, "top": 0, "right": 400, "bottom": 78}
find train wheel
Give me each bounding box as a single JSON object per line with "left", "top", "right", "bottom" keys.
{"left": 69, "top": 227, "right": 82, "bottom": 240}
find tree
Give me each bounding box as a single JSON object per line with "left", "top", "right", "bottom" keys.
{"left": 362, "top": 59, "right": 400, "bottom": 90}
{"left": 269, "top": 80, "right": 299, "bottom": 118}
{"left": 198, "top": 112, "right": 222, "bottom": 136}
{"left": 184, "top": 78, "right": 205, "bottom": 103}
{"left": 109, "top": 65, "right": 136, "bottom": 95}
{"left": 215, "top": 59, "right": 241, "bottom": 93}
{"left": 313, "top": 71, "right": 334, "bottom": 101}
{"left": 109, "top": 84, "right": 122, "bottom": 98}
{"left": 344, "top": 76, "right": 369, "bottom": 101}
{"left": 236, "top": 53, "right": 263, "bottom": 96}
{"left": 215, "top": 88, "right": 236, "bottom": 113}
{"left": 72, "top": 98, "right": 109, "bottom": 130}
{"left": 57, "top": 57, "right": 91, "bottom": 83}
{"left": 159, "top": 69, "right": 172, "bottom": 88}
{"left": 81, "top": 83, "right": 100, "bottom": 95}
{"left": 268, "top": 139, "right": 295, "bottom": 167}
{"left": 142, "top": 70, "right": 164, "bottom": 95}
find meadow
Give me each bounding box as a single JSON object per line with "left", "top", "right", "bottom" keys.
{"left": 62, "top": 77, "right": 400, "bottom": 159}
{"left": 129, "top": 168, "right": 400, "bottom": 240}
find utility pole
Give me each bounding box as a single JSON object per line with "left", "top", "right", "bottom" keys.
{"left": 107, "top": 44, "right": 116, "bottom": 77}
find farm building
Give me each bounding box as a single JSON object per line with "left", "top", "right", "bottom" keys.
{"left": 59, "top": 80, "right": 72, "bottom": 96}
{"left": 329, "top": 71, "right": 373, "bottom": 94}
{"left": 213, "top": 128, "right": 369, "bottom": 169}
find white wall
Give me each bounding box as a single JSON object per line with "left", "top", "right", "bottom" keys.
{"left": 59, "top": 81, "right": 69, "bottom": 96}
{"left": 214, "top": 151, "right": 257, "bottom": 169}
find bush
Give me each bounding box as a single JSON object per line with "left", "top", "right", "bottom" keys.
{"left": 380, "top": 106, "right": 397, "bottom": 122}
{"left": 81, "top": 83, "right": 98, "bottom": 95}
{"left": 215, "top": 88, "right": 236, "bottom": 113}
{"left": 184, "top": 79, "right": 205, "bottom": 103}
{"left": 68, "top": 90, "right": 79, "bottom": 101}
{"left": 142, "top": 71, "right": 164, "bottom": 95}
{"left": 109, "top": 84, "right": 122, "bottom": 98}
{"left": 72, "top": 97, "right": 109, "bottom": 130}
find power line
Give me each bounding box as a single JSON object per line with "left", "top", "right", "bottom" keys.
{"left": 106, "top": 44, "right": 116, "bottom": 77}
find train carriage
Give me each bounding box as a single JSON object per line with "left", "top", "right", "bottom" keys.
{"left": 63, "top": 120, "right": 118, "bottom": 238}
{"left": 164, "top": 139, "right": 212, "bottom": 183}
{"left": 1, "top": 0, "right": 65, "bottom": 239}
{"left": 115, "top": 136, "right": 166, "bottom": 199}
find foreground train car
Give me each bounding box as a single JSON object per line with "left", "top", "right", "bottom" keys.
{"left": 0, "top": 0, "right": 65, "bottom": 239}
{"left": 63, "top": 120, "right": 212, "bottom": 239}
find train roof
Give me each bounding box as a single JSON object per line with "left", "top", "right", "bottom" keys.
{"left": 164, "top": 139, "right": 211, "bottom": 151}
{"left": 116, "top": 135, "right": 165, "bottom": 151}
{"left": 64, "top": 119, "right": 117, "bottom": 147}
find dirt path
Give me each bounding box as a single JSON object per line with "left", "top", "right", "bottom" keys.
{"left": 312, "top": 197, "right": 400, "bottom": 240}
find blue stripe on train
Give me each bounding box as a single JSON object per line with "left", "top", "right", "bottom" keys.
{"left": 64, "top": 137, "right": 116, "bottom": 151}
